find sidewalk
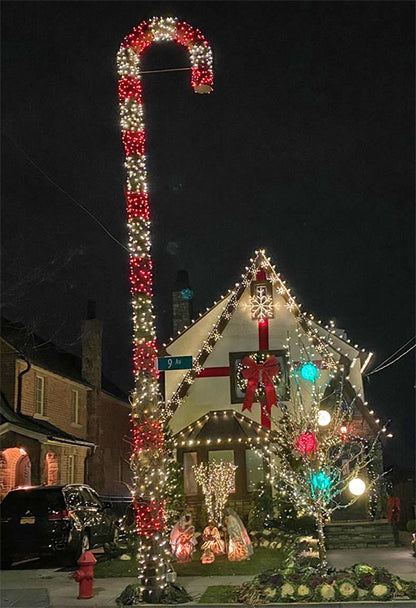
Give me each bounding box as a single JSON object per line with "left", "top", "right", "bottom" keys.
{"left": 328, "top": 546, "right": 416, "bottom": 581}
{"left": 0, "top": 543, "right": 414, "bottom": 607}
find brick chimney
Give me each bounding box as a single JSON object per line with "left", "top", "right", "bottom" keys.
{"left": 81, "top": 300, "right": 103, "bottom": 392}
{"left": 172, "top": 270, "right": 193, "bottom": 335}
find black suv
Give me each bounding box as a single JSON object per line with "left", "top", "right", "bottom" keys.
{"left": 0, "top": 484, "right": 118, "bottom": 568}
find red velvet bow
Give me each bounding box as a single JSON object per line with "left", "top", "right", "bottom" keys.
{"left": 241, "top": 355, "right": 279, "bottom": 415}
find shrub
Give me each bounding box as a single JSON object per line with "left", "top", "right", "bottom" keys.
{"left": 296, "top": 583, "right": 313, "bottom": 601}
{"left": 369, "top": 583, "right": 394, "bottom": 601}
{"left": 406, "top": 519, "right": 416, "bottom": 534}
{"left": 161, "top": 583, "right": 193, "bottom": 604}
{"left": 279, "top": 581, "right": 297, "bottom": 602}
{"left": 314, "top": 582, "right": 336, "bottom": 602}
{"left": 236, "top": 582, "right": 267, "bottom": 605}
{"left": 336, "top": 578, "right": 359, "bottom": 601}
{"left": 103, "top": 541, "right": 122, "bottom": 559}
{"left": 405, "top": 581, "right": 416, "bottom": 600}
{"left": 116, "top": 584, "right": 139, "bottom": 606}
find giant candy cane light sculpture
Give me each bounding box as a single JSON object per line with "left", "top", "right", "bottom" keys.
{"left": 117, "top": 17, "right": 213, "bottom": 600}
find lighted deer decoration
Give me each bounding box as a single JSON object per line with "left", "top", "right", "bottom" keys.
{"left": 117, "top": 17, "right": 213, "bottom": 601}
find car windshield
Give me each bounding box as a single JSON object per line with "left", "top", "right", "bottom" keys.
{"left": 63, "top": 487, "right": 84, "bottom": 508}
{"left": 1, "top": 489, "right": 65, "bottom": 518}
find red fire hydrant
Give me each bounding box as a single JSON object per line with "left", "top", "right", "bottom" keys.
{"left": 72, "top": 551, "right": 97, "bottom": 599}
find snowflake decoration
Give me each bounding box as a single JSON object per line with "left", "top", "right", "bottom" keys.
{"left": 250, "top": 286, "right": 274, "bottom": 320}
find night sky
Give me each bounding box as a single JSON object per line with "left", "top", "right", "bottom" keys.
{"left": 1, "top": 2, "right": 414, "bottom": 470}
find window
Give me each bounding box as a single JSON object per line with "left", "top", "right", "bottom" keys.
{"left": 245, "top": 449, "right": 264, "bottom": 491}
{"left": 183, "top": 452, "right": 198, "bottom": 495}
{"left": 229, "top": 350, "right": 290, "bottom": 403}
{"left": 250, "top": 281, "right": 274, "bottom": 320}
{"left": 208, "top": 450, "right": 234, "bottom": 464}
{"left": 64, "top": 487, "right": 84, "bottom": 508}
{"left": 35, "top": 376, "right": 45, "bottom": 415}
{"left": 71, "top": 390, "right": 79, "bottom": 424}
{"left": 82, "top": 487, "right": 103, "bottom": 509}
{"left": 68, "top": 455, "right": 76, "bottom": 484}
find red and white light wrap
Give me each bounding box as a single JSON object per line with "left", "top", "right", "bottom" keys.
{"left": 117, "top": 17, "right": 213, "bottom": 411}
{"left": 117, "top": 16, "right": 213, "bottom": 594}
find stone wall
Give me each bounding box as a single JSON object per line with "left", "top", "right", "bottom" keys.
{"left": 326, "top": 519, "right": 395, "bottom": 549}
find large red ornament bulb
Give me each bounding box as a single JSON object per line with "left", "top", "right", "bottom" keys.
{"left": 296, "top": 432, "right": 317, "bottom": 455}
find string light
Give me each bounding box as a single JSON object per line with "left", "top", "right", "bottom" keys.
{"left": 163, "top": 248, "right": 389, "bottom": 570}
{"left": 193, "top": 460, "right": 237, "bottom": 523}
{"left": 117, "top": 16, "right": 213, "bottom": 600}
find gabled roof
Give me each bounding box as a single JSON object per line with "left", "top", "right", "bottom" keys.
{"left": 0, "top": 393, "right": 94, "bottom": 447}
{"left": 1, "top": 318, "right": 128, "bottom": 401}
{"left": 164, "top": 250, "right": 379, "bottom": 435}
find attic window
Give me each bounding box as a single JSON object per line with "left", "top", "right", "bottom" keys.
{"left": 250, "top": 281, "right": 274, "bottom": 321}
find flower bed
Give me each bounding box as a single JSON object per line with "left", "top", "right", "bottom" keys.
{"left": 236, "top": 563, "right": 416, "bottom": 604}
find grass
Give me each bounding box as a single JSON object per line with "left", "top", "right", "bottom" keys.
{"left": 94, "top": 547, "right": 285, "bottom": 578}
{"left": 199, "top": 585, "right": 238, "bottom": 603}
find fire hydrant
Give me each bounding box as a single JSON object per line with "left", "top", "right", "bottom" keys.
{"left": 73, "top": 550, "right": 96, "bottom": 599}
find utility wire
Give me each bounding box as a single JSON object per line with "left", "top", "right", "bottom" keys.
{"left": 371, "top": 336, "right": 415, "bottom": 372}
{"left": 138, "top": 66, "right": 191, "bottom": 75}
{"left": 366, "top": 342, "right": 415, "bottom": 376}
{"left": 5, "top": 135, "right": 129, "bottom": 253}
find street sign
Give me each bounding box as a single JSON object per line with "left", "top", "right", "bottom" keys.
{"left": 157, "top": 356, "right": 193, "bottom": 371}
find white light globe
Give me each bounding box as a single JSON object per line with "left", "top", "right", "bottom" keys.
{"left": 349, "top": 478, "right": 366, "bottom": 496}
{"left": 317, "top": 410, "right": 331, "bottom": 426}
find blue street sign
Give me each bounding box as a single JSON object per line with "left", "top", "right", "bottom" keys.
{"left": 157, "top": 356, "right": 193, "bottom": 371}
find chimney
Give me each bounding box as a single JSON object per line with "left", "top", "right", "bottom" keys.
{"left": 172, "top": 270, "right": 193, "bottom": 335}
{"left": 81, "top": 300, "right": 103, "bottom": 391}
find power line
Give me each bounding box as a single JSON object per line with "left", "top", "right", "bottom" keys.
{"left": 138, "top": 66, "right": 191, "bottom": 75}
{"left": 5, "top": 134, "right": 129, "bottom": 253}
{"left": 366, "top": 342, "right": 415, "bottom": 376}
{"left": 370, "top": 336, "right": 415, "bottom": 372}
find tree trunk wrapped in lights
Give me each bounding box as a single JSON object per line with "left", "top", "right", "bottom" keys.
{"left": 117, "top": 16, "right": 213, "bottom": 602}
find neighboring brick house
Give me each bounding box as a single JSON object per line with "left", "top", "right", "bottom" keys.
{"left": 0, "top": 312, "right": 132, "bottom": 499}
{"left": 164, "top": 250, "right": 383, "bottom": 523}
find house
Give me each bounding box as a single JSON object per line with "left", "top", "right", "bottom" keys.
{"left": 0, "top": 308, "right": 132, "bottom": 499}
{"left": 164, "top": 250, "right": 383, "bottom": 522}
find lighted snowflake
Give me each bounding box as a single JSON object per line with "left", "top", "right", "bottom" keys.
{"left": 250, "top": 287, "right": 274, "bottom": 320}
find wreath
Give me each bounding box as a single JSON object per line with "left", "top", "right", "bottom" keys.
{"left": 236, "top": 352, "right": 281, "bottom": 402}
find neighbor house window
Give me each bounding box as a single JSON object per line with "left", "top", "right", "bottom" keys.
{"left": 183, "top": 452, "right": 198, "bottom": 495}
{"left": 35, "top": 376, "right": 45, "bottom": 416}
{"left": 71, "top": 389, "right": 79, "bottom": 424}
{"left": 68, "top": 455, "right": 76, "bottom": 483}
{"left": 245, "top": 449, "right": 264, "bottom": 491}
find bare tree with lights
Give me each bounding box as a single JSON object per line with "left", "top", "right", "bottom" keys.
{"left": 194, "top": 460, "right": 237, "bottom": 525}
{"left": 262, "top": 337, "right": 384, "bottom": 570}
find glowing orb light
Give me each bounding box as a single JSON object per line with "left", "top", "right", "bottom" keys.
{"left": 318, "top": 410, "right": 331, "bottom": 426}
{"left": 296, "top": 432, "right": 317, "bottom": 455}
{"left": 349, "top": 478, "right": 366, "bottom": 496}
{"left": 300, "top": 362, "right": 320, "bottom": 382}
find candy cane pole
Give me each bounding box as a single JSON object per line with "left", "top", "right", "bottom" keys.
{"left": 117, "top": 17, "right": 213, "bottom": 602}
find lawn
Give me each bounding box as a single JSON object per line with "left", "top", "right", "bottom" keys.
{"left": 199, "top": 585, "right": 237, "bottom": 603}
{"left": 94, "top": 547, "right": 285, "bottom": 578}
